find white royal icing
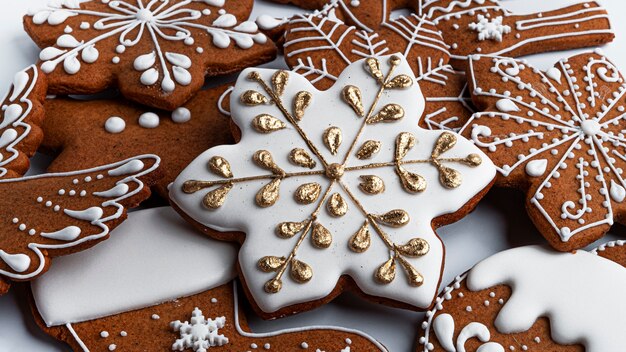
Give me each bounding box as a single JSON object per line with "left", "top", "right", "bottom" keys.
{"left": 170, "top": 54, "right": 496, "bottom": 313}
{"left": 104, "top": 116, "right": 125, "bottom": 134}
{"left": 138, "top": 112, "right": 160, "bottom": 129}
{"left": 0, "top": 155, "right": 160, "bottom": 281}
{"left": 32, "top": 207, "right": 238, "bottom": 327}
{"left": 0, "top": 65, "right": 40, "bottom": 178}
{"left": 460, "top": 52, "right": 626, "bottom": 242}
{"left": 29, "top": 0, "right": 268, "bottom": 92}
{"left": 172, "top": 107, "right": 192, "bottom": 123}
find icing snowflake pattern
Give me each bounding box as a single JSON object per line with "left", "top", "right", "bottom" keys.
{"left": 282, "top": 1, "right": 475, "bottom": 131}
{"left": 28, "top": 0, "right": 267, "bottom": 92}
{"left": 468, "top": 15, "right": 510, "bottom": 42}
{"left": 461, "top": 51, "right": 626, "bottom": 249}
{"left": 171, "top": 307, "right": 229, "bottom": 352}
{"left": 171, "top": 54, "right": 495, "bottom": 313}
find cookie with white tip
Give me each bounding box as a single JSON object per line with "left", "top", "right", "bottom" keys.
{"left": 421, "top": 0, "right": 614, "bottom": 68}
{"left": 24, "top": 0, "right": 276, "bottom": 110}
{"left": 31, "top": 207, "right": 389, "bottom": 352}
{"left": 417, "top": 245, "right": 626, "bottom": 352}
{"left": 40, "top": 84, "right": 234, "bottom": 199}
{"left": 593, "top": 240, "right": 626, "bottom": 267}
{"left": 0, "top": 65, "right": 47, "bottom": 179}
{"left": 0, "top": 154, "right": 161, "bottom": 295}
{"left": 170, "top": 54, "right": 496, "bottom": 318}
{"left": 460, "top": 51, "right": 626, "bottom": 251}
{"left": 267, "top": 0, "right": 475, "bottom": 131}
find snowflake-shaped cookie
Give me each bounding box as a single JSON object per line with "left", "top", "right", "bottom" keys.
{"left": 170, "top": 54, "right": 496, "bottom": 315}
{"left": 24, "top": 0, "right": 276, "bottom": 110}
{"left": 276, "top": 0, "right": 474, "bottom": 131}
{"left": 171, "top": 307, "right": 228, "bottom": 352}
{"left": 461, "top": 51, "right": 626, "bottom": 251}
{"left": 421, "top": 0, "right": 614, "bottom": 68}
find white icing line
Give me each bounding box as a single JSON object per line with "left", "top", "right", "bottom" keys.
{"left": 66, "top": 323, "right": 90, "bottom": 352}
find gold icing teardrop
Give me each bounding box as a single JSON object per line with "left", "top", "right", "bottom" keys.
{"left": 272, "top": 70, "right": 289, "bottom": 97}
{"left": 396, "top": 166, "right": 426, "bottom": 193}
{"left": 327, "top": 193, "right": 348, "bottom": 217}
{"left": 358, "top": 175, "right": 385, "bottom": 194}
{"left": 312, "top": 222, "right": 332, "bottom": 248}
{"left": 375, "top": 257, "right": 396, "bottom": 284}
{"left": 367, "top": 104, "right": 404, "bottom": 124}
{"left": 373, "top": 209, "right": 410, "bottom": 227}
{"left": 289, "top": 148, "right": 316, "bottom": 169}
{"left": 349, "top": 220, "right": 371, "bottom": 253}
{"left": 385, "top": 74, "right": 413, "bottom": 89}
{"left": 241, "top": 90, "right": 268, "bottom": 105}
{"left": 439, "top": 165, "right": 462, "bottom": 189}
{"left": 356, "top": 140, "right": 381, "bottom": 160}
{"left": 295, "top": 183, "right": 322, "bottom": 204}
{"left": 258, "top": 256, "right": 287, "bottom": 272}
{"left": 290, "top": 259, "right": 313, "bottom": 283}
{"left": 294, "top": 91, "right": 312, "bottom": 121}
{"left": 256, "top": 178, "right": 281, "bottom": 207}
{"left": 463, "top": 153, "right": 483, "bottom": 167}
{"left": 252, "top": 114, "right": 286, "bottom": 133}
{"left": 208, "top": 156, "right": 233, "bottom": 178}
{"left": 342, "top": 85, "right": 364, "bottom": 117}
{"left": 397, "top": 256, "right": 424, "bottom": 287}
{"left": 276, "top": 220, "right": 309, "bottom": 238}
{"left": 432, "top": 132, "right": 457, "bottom": 158}
{"left": 253, "top": 150, "right": 283, "bottom": 174}
{"left": 365, "top": 57, "right": 383, "bottom": 83}
{"left": 323, "top": 126, "right": 342, "bottom": 155}
{"left": 396, "top": 238, "right": 430, "bottom": 257}
{"left": 202, "top": 183, "right": 233, "bottom": 209}
{"left": 395, "top": 132, "right": 415, "bottom": 160}
{"left": 264, "top": 278, "right": 282, "bottom": 293}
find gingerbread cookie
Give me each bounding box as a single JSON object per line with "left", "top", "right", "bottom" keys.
{"left": 0, "top": 65, "right": 47, "bottom": 179}
{"left": 170, "top": 54, "right": 496, "bottom": 318}
{"left": 421, "top": 0, "right": 614, "bottom": 68}
{"left": 24, "top": 0, "right": 276, "bottom": 110}
{"left": 0, "top": 155, "right": 161, "bottom": 295}
{"left": 460, "top": 51, "right": 626, "bottom": 251}
{"left": 593, "top": 240, "right": 626, "bottom": 267}
{"left": 277, "top": 0, "right": 474, "bottom": 131}
{"left": 40, "top": 84, "right": 234, "bottom": 199}
{"left": 417, "top": 245, "right": 626, "bottom": 352}
{"left": 32, "top": 207, "right": 388, "bottom": 352}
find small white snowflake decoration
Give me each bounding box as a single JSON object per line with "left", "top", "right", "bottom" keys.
{"left": 171, "top": 307, "right": 229, "bottom": 352}
{"left": 468, "top": 15, "right": 511, "bottom": 42}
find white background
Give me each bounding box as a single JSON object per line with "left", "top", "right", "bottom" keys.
{"left": 0, "top": 0, "right": 623, "bottom": 351}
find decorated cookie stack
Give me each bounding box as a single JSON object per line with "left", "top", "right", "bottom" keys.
{"left": 0, "top": 0, "right": 625, "bottom": 351}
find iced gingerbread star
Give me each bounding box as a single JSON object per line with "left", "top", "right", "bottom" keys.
{"left": 24, "top": 0, "right": 276, "bottom": 110}
{"left": 170, "top": 54, "right": 496, "bottom": 317}
{"left": 270, "top": 0, "right": 474, "bottom": 131}
{"left": 460, "top": 51, "right": 626, "bottom": 251}
{"left": 420, "top": 0, "right": 614, "bottom": 68}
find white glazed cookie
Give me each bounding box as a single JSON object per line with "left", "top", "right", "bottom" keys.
{"left": 421, "top": 0, "right": 614, "bottom": 68}
{"left": 32, "top": 207, "right": 389, "bottom": 352}
{"left": 24, "top": 0, "right": 277, "bottom": 110}
{"left": 460, "top": 51, "right": 626, "bottom": 251}
{"left": 170, "top": 54, "right": 496, "bottom": 318}
{"left": 0, "top": 155, "right": 160, "bottom": 294}
{"left": 417, "top": 245, "right": 626, "bottom": 352}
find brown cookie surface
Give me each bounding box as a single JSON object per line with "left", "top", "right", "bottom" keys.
{"left": 0, "top": 65, "right": 47, "bottom": 179}
{"left": 422, "top": 1, "right": 614, "bottom": 68}
{"left": 417, "top": 245, "right": 625, "bottom": 352}
{"left": 24, "top": 0, "right": 276, "bottom": 110}
{"left": 279, "top": 0, "right": 474, "bottom": 131}
{"left": 41, "top": 85, "right": 234, "bottom": 199}
{"left": 460, "top": 51, "right": 626, "bottom": 251}
{"left": 0, "top": 155, "right": 161, "bottom": 292}
{"left": 170, "top": 55, "right": 497, "bottom": 318}
{"left": 594, "top": 240, "right": 626, "bottom": 266}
